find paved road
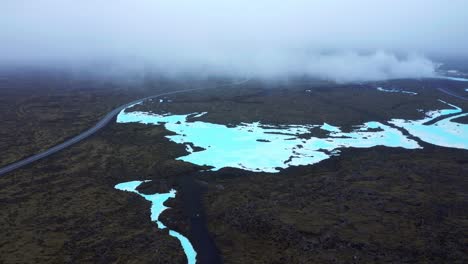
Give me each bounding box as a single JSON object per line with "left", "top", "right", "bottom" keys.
{"left": 0, "top": 79, "right": 249, "bottom": 176}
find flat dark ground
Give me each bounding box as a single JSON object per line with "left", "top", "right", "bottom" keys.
{"left": 0, "top": 72, "right": 467, "bottom": 263}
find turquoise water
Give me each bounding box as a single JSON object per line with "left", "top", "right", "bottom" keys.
{"left": 115, "top": 181, "right": 197, "bottom": 264}
{"left": 390, "top": 100, "right": 468, "bottom": 149}
{"left": 441, "top": 76, "right": 468, "bottom": 82}
{"left": 117, "top": 99, "right": 467, "bottom": 172}
{"left": 115, "top": 96, "right": 467, "bottom": 264}
{"left": 320, "top": 123, "right": 341, "bottom": 132}
{"left": 117, "top": 111, "right": 422, "bottom": 173}
{"left": 168, "top": 230, "right": 197, "bottom": 264}
{"left": 376, "top": 87, "right": 418, "bottom": 95}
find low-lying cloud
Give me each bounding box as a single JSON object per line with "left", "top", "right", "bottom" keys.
{"left": 1, "top": 0, "right": 467, "bottom": 82}
{"left": 301, "top": 52, "right": 436, "bottom": 83}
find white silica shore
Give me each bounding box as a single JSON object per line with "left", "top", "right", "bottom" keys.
{"left": 114, "top": 181, "right": 197, "bottom": 264}
{"left": 376, "top": 87, "right": 418, "bottom": 95}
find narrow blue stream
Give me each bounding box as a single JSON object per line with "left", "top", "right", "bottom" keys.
{"left": 115, "top": 181, "right": 197, "bottom": 264}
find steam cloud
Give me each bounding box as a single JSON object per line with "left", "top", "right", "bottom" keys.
{"left": 1, "top": 0, "right": 467, "bottom": 82}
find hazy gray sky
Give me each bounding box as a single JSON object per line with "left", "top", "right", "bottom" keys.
{"left": 1, "top": 0, "right": 467, "bottom": 81}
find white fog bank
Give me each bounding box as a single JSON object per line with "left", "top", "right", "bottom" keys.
{"left": 2, "top": 0, "right": 466, "bottom": 82}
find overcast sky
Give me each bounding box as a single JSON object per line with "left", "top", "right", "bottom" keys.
{"left": 1, "top": 0, "right": 467, "bottom": 81}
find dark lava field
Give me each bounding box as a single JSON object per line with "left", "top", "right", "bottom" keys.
{"left": 0, "top": 72, "right": 467, "bottom": 263}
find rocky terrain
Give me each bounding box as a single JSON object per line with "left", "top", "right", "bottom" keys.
{"left": 0, "top": 72, "right": 467, "bottom": 263}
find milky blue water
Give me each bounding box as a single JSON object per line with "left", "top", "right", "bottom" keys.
{"left": 117, "top": 99, "right": 467, "bottom": 172}
{"left": 117, "top": 112, "right": 421, "bottom": 173}
{"left": 377, "top": 87, "right": 418, "bottom": 95}
{"left": 441, "top": 76, "right": 468, "bottom": 82}
{"left": 320, "top": 123, "right": 341, "bottom": 132}
{"left": 390, "top": 100, "right": 468, "bottom": 149}
{"left": 115, "top": 181, "right": 197, "bottom": 264}
{"left": 115, "top": 93, "right": 468, "bottom": 264}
